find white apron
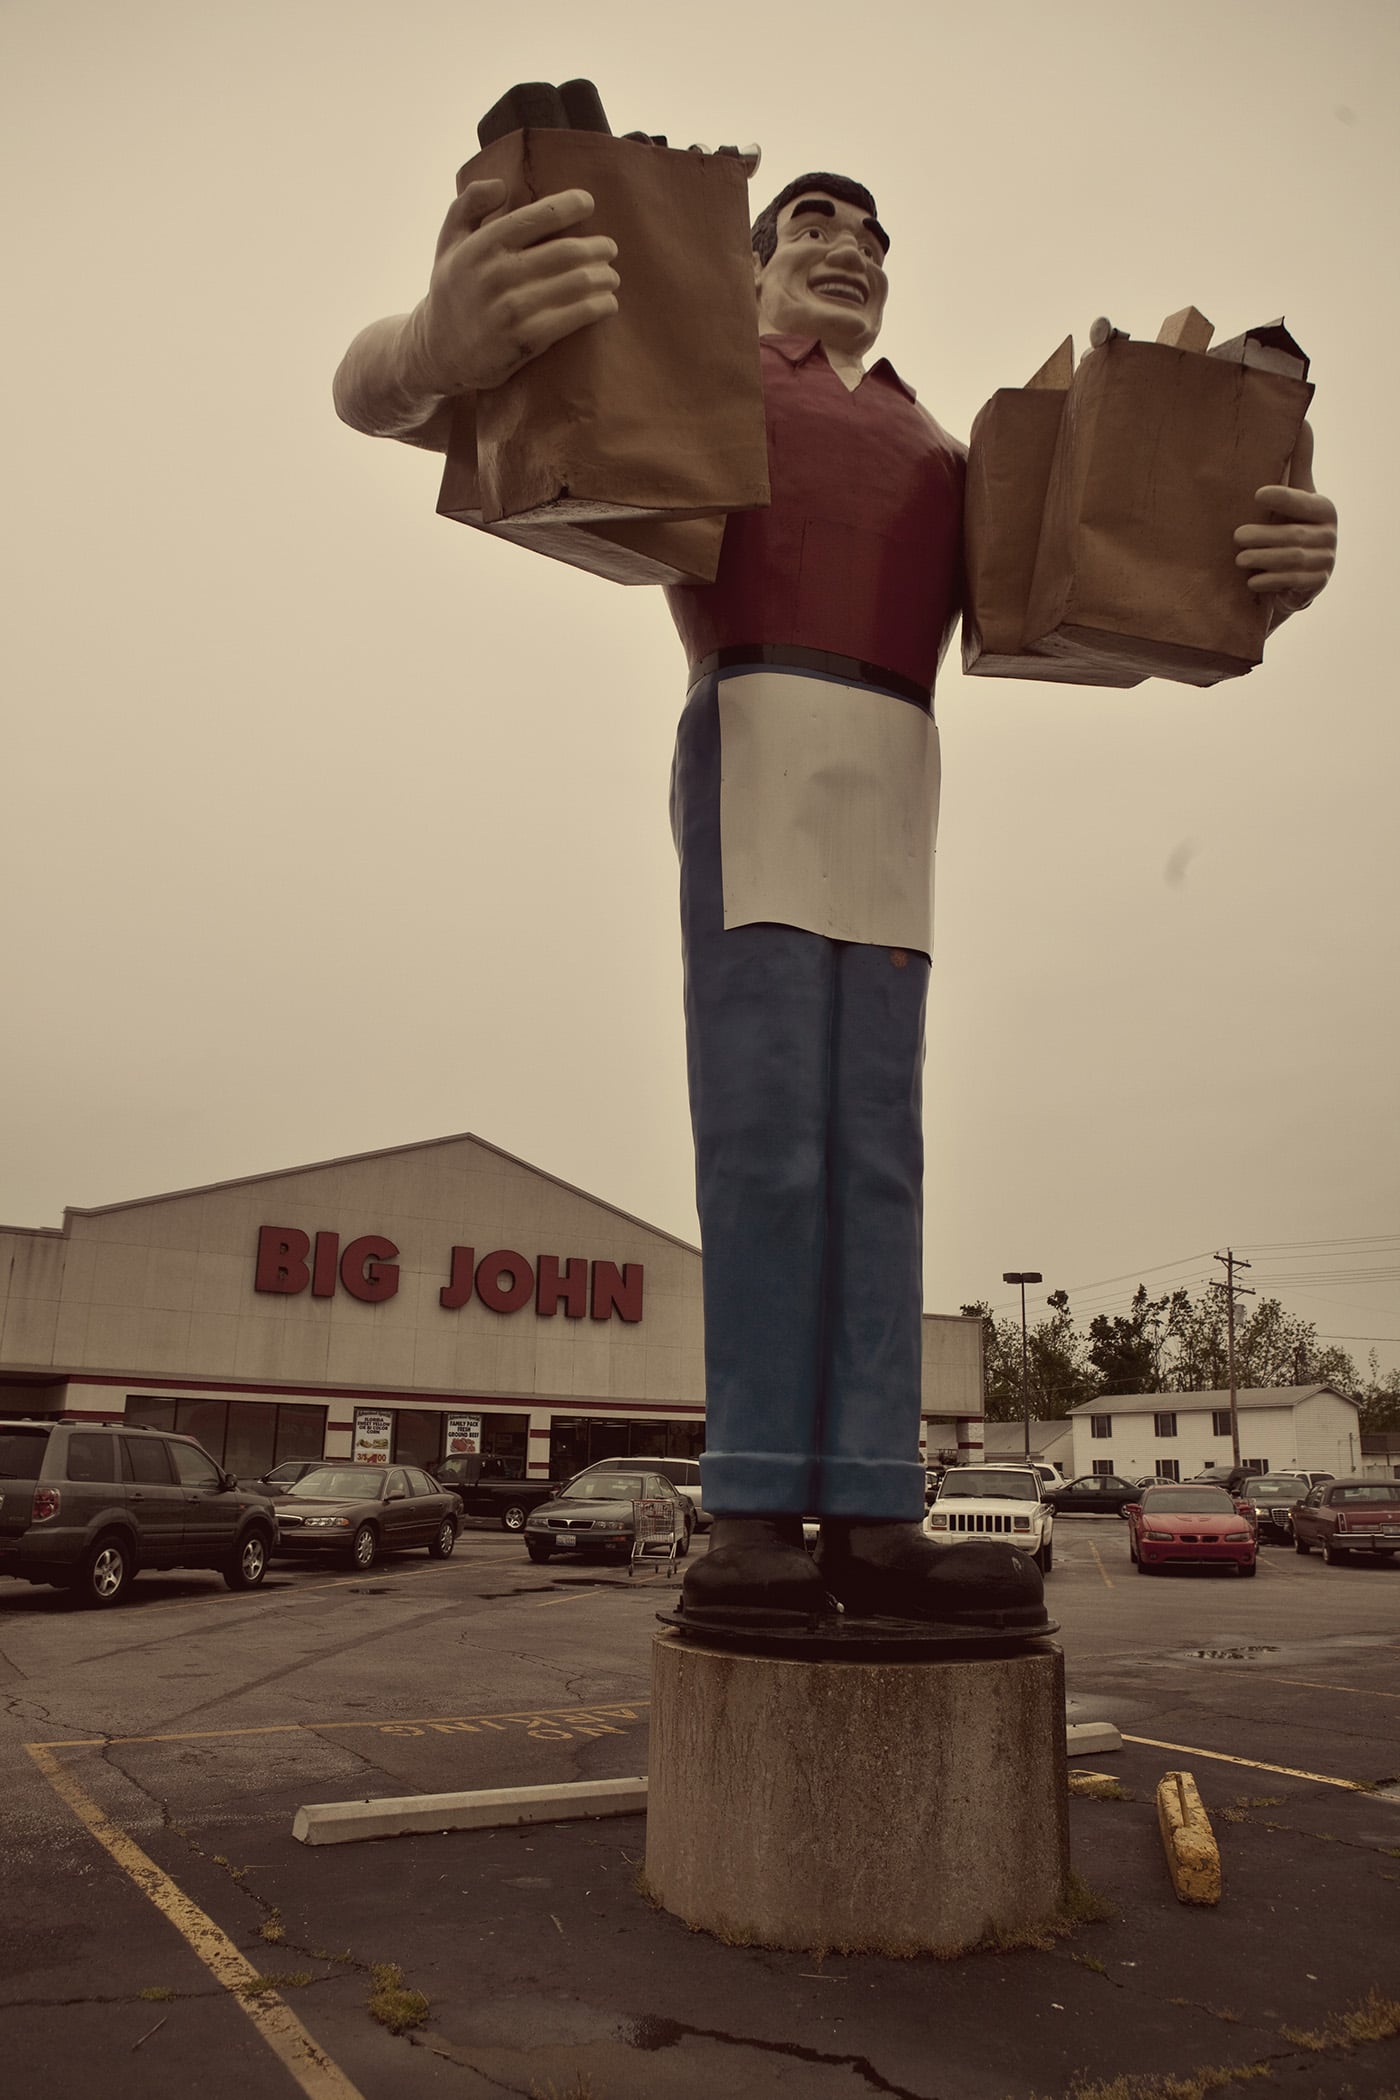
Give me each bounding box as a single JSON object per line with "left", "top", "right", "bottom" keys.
{"left": 717, "top": 670, "right": 940, "bottom": 952}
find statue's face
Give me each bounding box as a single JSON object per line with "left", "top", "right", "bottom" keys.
{"left": 753, "top": 193, "right": 889, "bottom": 354}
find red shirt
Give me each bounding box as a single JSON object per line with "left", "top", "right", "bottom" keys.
{"left": 665, "top": 335, "right": 966, "bottom": 694}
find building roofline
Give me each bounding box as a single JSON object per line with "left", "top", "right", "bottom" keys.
{"left": 2, "top": 1132, "right": 703, "bottom": 1257}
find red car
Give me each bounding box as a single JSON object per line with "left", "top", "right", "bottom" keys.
{"left": 1290, "top": 1478, "right": 1400, "bottom": 1565}
{"left": 1125, "top": 1484, "right": 1257, "bottom": 1577}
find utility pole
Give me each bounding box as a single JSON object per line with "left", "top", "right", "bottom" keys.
{"left": 1211, "top": 1249, "right": 1255, "bottom": 1468}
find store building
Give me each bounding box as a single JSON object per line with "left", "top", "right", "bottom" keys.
{"left": 0, "top": 1133, "right": 987, "bottom": 1481}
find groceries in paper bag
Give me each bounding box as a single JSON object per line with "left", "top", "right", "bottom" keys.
{"left": 963, "top": 308, "right": 1314, "bottom": 687}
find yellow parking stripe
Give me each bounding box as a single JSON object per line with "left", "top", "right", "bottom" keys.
{"left": 25, "top": 1743, "right": 365, "bottom": 2100}
{"left": 1122, "top": 1734, "right": 1378, "bottom": 1793}
{"left": 1087, "top": 1541, "right": 1115, "bottom": 1589}
{"left": 1262, "top": 1676, "right": 1400, "bottom": 1699}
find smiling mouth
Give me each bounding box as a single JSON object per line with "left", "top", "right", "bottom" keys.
{"left": 810, "top": 277, "right": 867, "bottom": 306}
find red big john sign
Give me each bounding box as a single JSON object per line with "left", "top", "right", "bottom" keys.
{"left": 253, "top": 1228, "right": 643, "bottom": 1322}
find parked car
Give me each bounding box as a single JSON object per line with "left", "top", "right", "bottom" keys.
{"left": 1236, "top": 1475, "right": 1307, "bottom": 1542}
{"left": 1186, "top": 1464, "right": 1252, "bottom": 1495}
{"left": 1008, "top": 1461, "right": 1063, "bottom": 1494}
{"left": 241, "top": 1458, "right": 326, "bottom": 1495}
{"left": 1290, "top": 1478, "right": 1400, "bottom": 1565}
{"left": 272, "top": 1464, "right": 461, "bottom": 1570}
{"left": 565, "top": 1454, "right": 710, "bottom": 1531}
{"left": 1043, "top": 1474, "right": 1142, "bottom": 1517}
{"left": 1266, "top": 1470, "right": 1335, "bottom": 1491}
{"left": 923, "top": 1465, "right": 1054, "bottom": 1573}
{"left": 523, "top": 1470, "right": 690, "bottom": 1564}
{"left": 0, "top": 1417, "right": 277, "bottom": 1607}
{"left": 429, "top": 1454, "right": 562, "bottom": 1532}
{"left": 1124, "top": 1484, "right": 1257, "bottom": 1576}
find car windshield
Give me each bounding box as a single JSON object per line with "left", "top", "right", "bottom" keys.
{"left": 567, "top": 1475, "right": 644, "bottom": 1501}
{"left": 940, "top": 1472, "right": 1039, "bottom": 1501}
{"left": 1331, "top": 1483, "right": 1400, "bottom": 1504}
{"left": 286, "top": 1468, "right": 385, "bottom": 1500}
{"left": 1247, "top": 1480, "right": 1301, "bottom": 1501}
{"left": 1141, "top": 1488, "right": 1235, "bottom": 1514}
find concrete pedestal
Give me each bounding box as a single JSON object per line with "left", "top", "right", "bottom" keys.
{"left": 645, "top": 1631, "right": 1069, "bottom": 1956}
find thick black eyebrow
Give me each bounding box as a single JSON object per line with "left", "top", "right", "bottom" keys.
{"left": 787, "top": 196, "right": 889, "bottom": 255}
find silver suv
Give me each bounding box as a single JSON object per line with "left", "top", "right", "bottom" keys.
{"left": 0, "top": 1418, "right": 278, "bottom": 1607}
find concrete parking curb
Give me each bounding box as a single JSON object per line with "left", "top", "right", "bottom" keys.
{"left": 292, "top": 1775, "right": 648, "bottom": 1846}
{"left": 1066, "top": 1720, "right": 1123, "bottom": 1757}
{"left": 1156, "top": 1769, "right": 1221, "bottom": 1904}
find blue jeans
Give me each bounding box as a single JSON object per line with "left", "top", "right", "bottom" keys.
{"left": 671, "top": 671, "right": 930, "bottom": 1522}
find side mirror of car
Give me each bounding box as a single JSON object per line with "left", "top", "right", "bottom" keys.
{"left": 387, "top": 1487, "right": 407, "bottom": 1502}
{"left": 1122, "top": 1502, "right": 1141, "bottom": 1517}
{"left": 219, "top": 1469, "right": 237, "bottom": 1492}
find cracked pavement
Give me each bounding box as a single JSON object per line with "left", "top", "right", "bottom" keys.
{"left": 3, "top": 1524, "right": 1400, "bottom": 2097}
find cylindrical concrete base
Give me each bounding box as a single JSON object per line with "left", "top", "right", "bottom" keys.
{"left": 645, "top": 1632, "right": 1069, "bottom": 1955}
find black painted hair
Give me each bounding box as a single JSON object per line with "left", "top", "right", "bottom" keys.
{"left": 750, "top": 172, "right": 888, "bottom": 266}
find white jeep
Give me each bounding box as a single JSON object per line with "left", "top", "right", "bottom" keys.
{"left": 922, "top": 1464, "right": 1055, "bottom": 1574}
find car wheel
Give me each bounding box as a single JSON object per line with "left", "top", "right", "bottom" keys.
{"left": 348, "top": 1523, "right": 378, "bottom": 1570}
{"left": 1135, "top": 1556, "right": 1154, "bottom": 1575}
{"left": 427, "top": 1518, "right": 457, "bottom": 1560}
{"left": 526, "top": 1541, "right": 554, "bottom": 1564}
{"left": 224, "top": 1531, "right": 270, "bottom": 1590}
{"left": 1036, "top": 1539, "right": 1053, "bottom": 1575}
{"left": 1239, "top": 1559, "right": 1258, "bottom": 1578}
{"left": 676, "top": 1513, "right": 693, "bottom": 1561}
{"left": 74, "top": 1533, "right": 134, "bottom": 1608}
{"left": 1294, "top": 1534, "right": 1311, "bottom": 1555}
{"left": 500, "top": 1504, "right": 528, "bottom": 1533}
{"left": 1322, "top": 1539, "right": 1350, "bottom": 1566}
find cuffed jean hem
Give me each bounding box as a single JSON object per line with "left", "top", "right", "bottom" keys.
{"left": 814, "top": 1457, "right": 927, "bottom": 1523}
{"left": 699, "top": 1451, "right": 818, "bottom": 1517}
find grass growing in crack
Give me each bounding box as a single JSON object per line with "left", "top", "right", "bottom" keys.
{"left": 529, "top": 2080, "right": 595, "bottom": 2100}
{"left": 1066, "top": 2064, "right": 1270, "bottom": 2099}
{"left": 258, "top": 1908, "right": 285, "bottom": 1945}
{"left": 1069, "top": 1776, "right": 1134, "bottom": 1802}
{"left": 367, "top": 1962, "right": 429, "bottom": 2035}
{"left": 1071, "top": 1952, "right": 1108, "bottom": 1975}
{"left": 137, "top": 1986, "right": 177, "bottom": 2002}
{"left": 1282, "top": 1991, "right": 1400, "bottom": 2052}
{"left": 239, "top": 1972, "right": 312, "bottom": 1996}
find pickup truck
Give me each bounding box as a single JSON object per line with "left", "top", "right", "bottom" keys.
{"left": 429, "top": 1455, "right": 562, "bottom": 1532}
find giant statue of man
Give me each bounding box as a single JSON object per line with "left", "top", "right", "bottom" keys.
{"left": 335, "top": 157, "right": 1336, "bottom": 1637}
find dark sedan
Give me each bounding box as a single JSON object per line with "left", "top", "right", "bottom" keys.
{"left": 1044, "top": 1474, "right": 1142, "bottom": 1516}
{"left": 1237, "top": 1475, "right": 1306, "bottom": 1542}
{"left": 272, "top": 1464, "right": 461, "bottom": 1570}
{"left": 524, "top": 1471, "right": 689, "bottom": 1564}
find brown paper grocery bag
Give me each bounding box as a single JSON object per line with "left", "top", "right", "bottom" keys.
{"left": 437, "top": 129, "right": 769, "bottom": 555}
{"left": 437, "top": 400, "right": 728, "bottom": 584}
{"left": 962, "top": 340, "right": 1143, "bottom": 687}
{"left": 1024, "top": 332, "right": 1313, "bottom": 686}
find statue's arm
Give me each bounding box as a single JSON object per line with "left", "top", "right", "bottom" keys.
{"left": 1233, "top": 420, "right": 1338, "bottom": 628}
{"left": 332, "top": 177, "right": 621, "bottom": 447}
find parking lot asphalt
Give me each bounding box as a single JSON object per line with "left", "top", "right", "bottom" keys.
{"left": 3, "top": 1518, "right": 1399, "bottom": 2099}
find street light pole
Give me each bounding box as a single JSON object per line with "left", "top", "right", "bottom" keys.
{"left": 1002, "top": 1271, "right": 1043, "bottom": 1462}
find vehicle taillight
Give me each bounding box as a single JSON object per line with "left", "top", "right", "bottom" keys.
{"left": 32, "top": 1487, "right": 61, "bottom": 1522}
{"left": 1334, "top": 1510, "right": 1346, "bottom": 1533}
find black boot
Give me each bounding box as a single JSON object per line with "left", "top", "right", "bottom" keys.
{"left": 815, "top": 1520, "right": 1051, "bottom": 1633}
{"left": 680, "top": 1515, "right": 833, "bottom": 1630}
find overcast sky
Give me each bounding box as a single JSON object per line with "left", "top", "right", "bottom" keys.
{"left": 3, "top": 0, "right": 1396, "bottom": 1370}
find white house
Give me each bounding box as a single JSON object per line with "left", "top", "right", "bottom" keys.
{"left": 1064, "top": 1385, "right": 1363, "bottom": 1482}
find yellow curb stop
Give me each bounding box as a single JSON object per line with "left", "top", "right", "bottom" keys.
{"left": 1156, "top": 1769, "right": 1222, "bottom": 1905}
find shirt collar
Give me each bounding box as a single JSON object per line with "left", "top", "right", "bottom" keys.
{"left": 760, "top": 333, "right": 917, "bottom": 402}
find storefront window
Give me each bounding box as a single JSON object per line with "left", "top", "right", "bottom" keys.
{"left": 549, "top": 1417, "right": 704, "bottom": 1476}
{"left": 124, "top": 1397, "right": 327, "bottom": 1472}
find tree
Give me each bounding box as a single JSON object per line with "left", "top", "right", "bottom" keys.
{"left": 1087, "top": 1285, "right": 1172, "bottom": 1394}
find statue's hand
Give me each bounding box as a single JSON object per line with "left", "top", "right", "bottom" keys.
{"left": 404, "top": 178, "right": 620, "bottom": 397}
{"left": 1233, "top": 421, "right": 1338, "bottom": 613}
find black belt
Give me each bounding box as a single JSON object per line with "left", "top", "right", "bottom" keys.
{"left": 686, "top": 644, "right": 932, "bottom": 710}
